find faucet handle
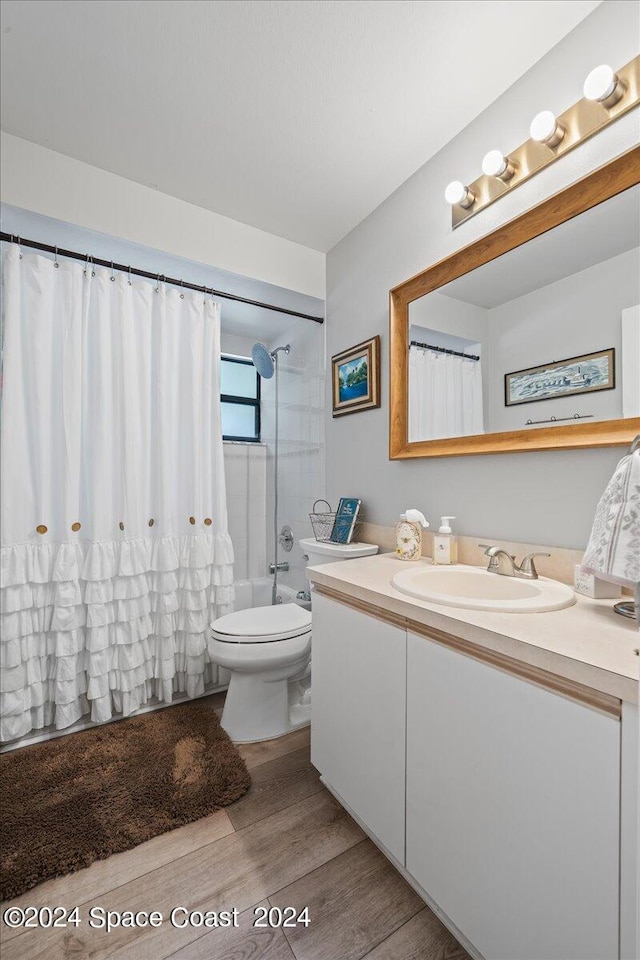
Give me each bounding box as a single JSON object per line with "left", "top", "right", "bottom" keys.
{"left": 519, "top": 552, "right": 550, "bottom": 578}
{"left": 479, "top": 544, "right": 515, "bottom": 558}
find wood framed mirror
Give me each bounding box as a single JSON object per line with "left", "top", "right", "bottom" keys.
{"left": 389, "top": 147, "right": 640, "bottom": 459}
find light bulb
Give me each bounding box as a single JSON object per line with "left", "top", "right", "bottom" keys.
{"left": 481, "top": 150, "right": 514, "bottom": 182}
{"left": 529, "top": 110, "right": 564, "bottom": 147}
{"left": 583, "top": 64, "right": 623, "bottom": 106}
{"left": 444, "top": 180, "right": 474, "bottom": 208}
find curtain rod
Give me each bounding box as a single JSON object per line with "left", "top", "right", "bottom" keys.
{"left": 0, "top": 233, "right": 324, "bottom": 324}
{"left": 410, "top": 339, "right": 480, "bottom": 361}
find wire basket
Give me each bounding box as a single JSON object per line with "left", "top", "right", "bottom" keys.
{"left": 309, "top": 499, "right": 361, "bottom": 543}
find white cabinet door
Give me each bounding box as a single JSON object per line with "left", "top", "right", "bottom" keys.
{"left": 311, "top": 592, "right": 406, "bottom": 863}
{"left": 406, "top": 631, "right": 620, "bottom": 960}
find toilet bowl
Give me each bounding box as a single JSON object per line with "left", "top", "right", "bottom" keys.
{"left": 209, "top": 604, "right": 312, "bottom": 742}
{"left": 209, "top": 539, "right": 379, "bottom": 743}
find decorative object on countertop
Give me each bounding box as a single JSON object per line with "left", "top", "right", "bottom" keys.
{"left": 574, "top": 564, "right": 621, "bottom": 600}
{"left": 504, "top": 348, "right": 615, "bottom": 407}
{"left": 331, "top": 335, "right": 380, "bottom": 416}
{"left": 309, "top": 499, "right": 362, "bottom": 544}
{"left": 433, "top": 516, "right": 459, "bottom": 565}
{"left": 330, "top": 498, "right": 362, "bottom": 544}
{"left": 0, "top": 703, "right": 250, "bottom": 901}
{"left": 582, "top": 434, "right": 640, "bottom": 619}
{"left": 396, "top": 509, "right": 429, "bottom": 561}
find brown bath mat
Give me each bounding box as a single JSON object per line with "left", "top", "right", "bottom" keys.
{"left": 0, "top": 702, "right": 250, "bottom": 901}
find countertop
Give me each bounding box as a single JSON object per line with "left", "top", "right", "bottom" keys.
{"left": 307, "top": 555, "right": 639, "bottom": 704}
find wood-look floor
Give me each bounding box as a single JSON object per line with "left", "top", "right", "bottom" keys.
{"left": 0, "top": 695, "right": 469, "bottom": 960}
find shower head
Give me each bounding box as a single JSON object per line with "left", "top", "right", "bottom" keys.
{"left": 251, "top": 343, "right": 274, "bottom": 379}
{"left": 251, "top": 343, "right": 290, "bottom": 379}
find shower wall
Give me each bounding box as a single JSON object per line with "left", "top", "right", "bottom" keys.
{"left": 220, "top": 332, "right": 268, "bottom": 584}
{"left": 221, "top": 325, "right": 326, "bottom": 597}
{"left": 262, "top": 318, "right": 326, "bottom": 594}
{"left": 223, "top": 443, "right": 267, "bottom": 580}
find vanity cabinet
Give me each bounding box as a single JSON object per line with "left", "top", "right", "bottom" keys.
{"left": 406, "top": 630, "right": 620, "bottom": 960}
{"left": 310, "top": 592, "right": 407, "bottom": 863}
{"left": 311, "top": 590, "right": 625, "bottom": 960}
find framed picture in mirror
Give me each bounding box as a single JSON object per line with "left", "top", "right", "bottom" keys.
{"left": 504, "top": 348, "right": 616, "bottom": 407}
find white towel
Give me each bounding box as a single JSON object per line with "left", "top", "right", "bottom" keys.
{"left": 582, "top": 448, "right": 640, "bottom": 588}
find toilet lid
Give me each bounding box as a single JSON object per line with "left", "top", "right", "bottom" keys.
{"left": 211, "top": 604, "right": 312, "bottom": 643}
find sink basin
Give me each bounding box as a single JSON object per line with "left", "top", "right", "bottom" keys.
{"left": 391, "top": 564, "right": 576, "bottom": 613}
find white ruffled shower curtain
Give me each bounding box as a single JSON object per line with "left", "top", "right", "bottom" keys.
{"left": 408, "top": 346, "right": 484, "bottom": 442}
{"left": 0, "top": 245, "right": 234, "bottom": 743}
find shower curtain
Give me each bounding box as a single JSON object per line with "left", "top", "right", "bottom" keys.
{"left": 0, "top": 245, "right": 234, "bottom": 742}
{"left": 408, "top": 346, "right": 484, "bottom": 442}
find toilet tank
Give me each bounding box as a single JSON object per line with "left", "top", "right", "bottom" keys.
{"left": 299, "top": 537, "right": 379, "bottom": 568}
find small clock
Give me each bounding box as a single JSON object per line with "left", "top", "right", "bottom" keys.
{"left": 396, "top": 520, "right": 421, "bottom": 561}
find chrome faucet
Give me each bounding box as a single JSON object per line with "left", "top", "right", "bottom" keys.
{"left": 479, "top": 545, "right": 550, "bottom": 580}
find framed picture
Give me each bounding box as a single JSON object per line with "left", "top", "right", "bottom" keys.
{"left": 332, "top": 335, "right": 381, "bottom": 417}
{"left": 504, "top": 348, "right": 615, "bottom": 407}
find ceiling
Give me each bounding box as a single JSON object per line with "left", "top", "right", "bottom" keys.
{"left": 440, "top": 185, "right": 640, "bottom": 309}
{"left": 1, "top": 0, "right": 600, "bottom": 253}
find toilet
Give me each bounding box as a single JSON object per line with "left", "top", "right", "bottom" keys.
{"left": 299, "top": 537, "right": 379, "bottom": 570}
{"left": 209, "top": 538, "right": 378, "bottom": 743}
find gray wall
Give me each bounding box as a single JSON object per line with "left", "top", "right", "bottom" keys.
{"left": 325, "top": 0, "right": 639, "bottom": 549}
{"left": 487, "top": 246, "right": 638, "bottom": 432}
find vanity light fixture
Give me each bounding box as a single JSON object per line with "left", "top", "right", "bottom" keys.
{"left": 446, "top": 54, "right": 639, "bottom": 228}
{"left": 583, "top": 64, "right": 624, "bottom": 107}
{"left": 529, "top": 110, "right": 565, "bottom": 148}
{"left": 481, "top": 150, "right": 515, "bottom": 181}
{"left": 445, "top": 180, "right": 474, "bottom": 209}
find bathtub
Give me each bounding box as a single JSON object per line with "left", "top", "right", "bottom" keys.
{"left": 232, "top": 577, "right": 273, "bottom": 611}
{"left": 232, "top": 577, "right": 309, "bottom": 610}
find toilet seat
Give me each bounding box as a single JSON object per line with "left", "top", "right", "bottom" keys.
{"left": 211, "top": 604, "right": 312, "bottom": 643}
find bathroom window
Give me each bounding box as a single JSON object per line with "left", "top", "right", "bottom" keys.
{"left": 221, "top": 355, "right": 261, "bottom": 441}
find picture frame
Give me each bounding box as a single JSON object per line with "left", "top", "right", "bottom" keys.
{"left": 332, "top": 335, "right": 381, "bottom": 417}
{"left": 504, "top": 348, "right": 615, "bottom": 407}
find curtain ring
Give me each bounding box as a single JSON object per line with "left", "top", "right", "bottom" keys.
{"left": 110, "top": 261, "right": 115, "bottom": 281}
{"left": 54, "top": 246, "right": 59, "bottom": 268}
{"left": 155, "top": 273, "right": 160, "bottom": 293}
{"left": 127, "top": 265, "right": 132, "bottom": 286}
{"left": 180, "top": 279, "right": 185, "bottom": 299}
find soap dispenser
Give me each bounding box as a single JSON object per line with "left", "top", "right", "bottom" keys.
{"left": 396, "top": 509, "right": 429, "bottom": 561}
{"left": 433, "top": 516, "right": 458, "bottom": 565}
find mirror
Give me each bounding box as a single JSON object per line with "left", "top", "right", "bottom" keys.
{"left": 390, "top": 148, "right": 640, "bottom": 458}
